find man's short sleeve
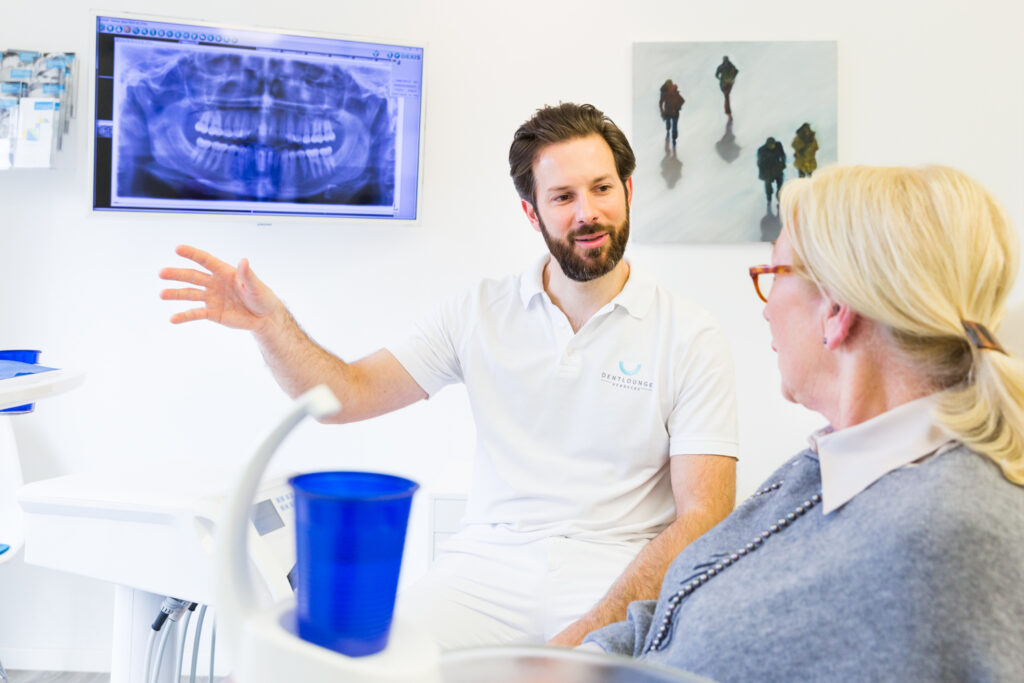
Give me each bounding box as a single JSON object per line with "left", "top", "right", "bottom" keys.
{"left": 386, "top": 291, "right": 468, "bottom": 398}
{"left": 668, "top": 318, "right": 739, "bottom": 459}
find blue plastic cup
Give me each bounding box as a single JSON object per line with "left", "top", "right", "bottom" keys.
{"left": 0, "top": 349, "right": 41, "bottom": 414}
{"left": 289, "top": 471, "right": 419, "bottom": 657}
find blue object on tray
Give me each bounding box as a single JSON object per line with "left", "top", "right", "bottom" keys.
{"left": 290, "top": 471, "right": 419, "bottom": 657}
{"left": 0, "top": 350, "right": 56, "bottom": 414}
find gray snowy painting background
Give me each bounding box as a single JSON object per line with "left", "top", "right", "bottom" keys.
{"left": 632, "top": 41, "right": 837, "bottom": 243}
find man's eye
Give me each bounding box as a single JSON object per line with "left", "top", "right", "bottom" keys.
{"left": 552, "top": 194, "right": 570, "bottom": 202}
{"left": 596, "top": 184, "right": 612, "bottom": 193}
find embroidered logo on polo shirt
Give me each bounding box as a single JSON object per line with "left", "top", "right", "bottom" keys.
{"left": 619, "top": 361, "right": 641, "bottom": 375}
{"left": 601, "top": 362, "right": 654, "bottom": 392}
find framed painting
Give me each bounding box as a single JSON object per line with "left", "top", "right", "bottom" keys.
{"left": 632, "top": 41, "right": 837, "bottom": 243}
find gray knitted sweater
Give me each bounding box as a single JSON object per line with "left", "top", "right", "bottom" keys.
{"left": 585, "top": 445, "right": 1024, "bottom": 681}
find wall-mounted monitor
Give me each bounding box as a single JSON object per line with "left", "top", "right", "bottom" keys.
{"left": 92, "top": 14, "right": 424, "bottom": 220}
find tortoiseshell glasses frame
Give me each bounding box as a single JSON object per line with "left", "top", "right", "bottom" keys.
{"left": 748, "top": 265, "right": 795, "bottom": 303}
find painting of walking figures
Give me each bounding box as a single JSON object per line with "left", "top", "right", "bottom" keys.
{"left": 632, "top": 41, "right": 837, "bottom": 243}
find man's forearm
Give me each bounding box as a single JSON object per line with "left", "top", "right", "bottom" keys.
{"left": 252, "top": 307, "right": 426, "bottom": 424}
{"left": 590, "top": 508, "right": 723, "bottom": 620}
{"left": 253, "top": 306, "right": 353, "bottom": 405}
{"left": 550, "top": 501, "right": 732, "bottom": 646}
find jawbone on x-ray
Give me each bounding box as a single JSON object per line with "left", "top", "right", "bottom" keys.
{"left": 114, "top": 43, "right": 396, "bottom": 205}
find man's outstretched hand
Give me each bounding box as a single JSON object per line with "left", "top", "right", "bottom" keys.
{"left": 159, "top": 244, "right": 282, "bottom": 332}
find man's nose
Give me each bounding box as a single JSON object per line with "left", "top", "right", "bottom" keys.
{"left": 575, "top": 195, "right": 598, "bottom": 224}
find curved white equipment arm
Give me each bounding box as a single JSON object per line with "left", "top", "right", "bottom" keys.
{"left": 216, "top": 385, "right": 342, "bottom": 663}
{"left": 0, "top": 416, "right": 24, "bottom": 564}
{"left": 214, "top": 387, "right": 441, "bottom": 683}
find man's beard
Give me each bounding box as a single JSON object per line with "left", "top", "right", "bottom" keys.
{"left": 539, "top": 209, "right": 630, "bottom": 283}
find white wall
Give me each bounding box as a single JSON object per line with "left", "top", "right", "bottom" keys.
{"left": 1, "top": 0, "right": 1021, "bottom": 671}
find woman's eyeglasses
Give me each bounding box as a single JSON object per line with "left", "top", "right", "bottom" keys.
{"left": 748, "top": 265, "right": 794, "bottom": 303}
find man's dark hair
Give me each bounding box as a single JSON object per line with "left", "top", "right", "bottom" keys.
{"left": 508, "top": 103, "right": 636, "bottom": 206}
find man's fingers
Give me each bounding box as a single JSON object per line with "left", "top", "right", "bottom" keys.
{"left": 169, "top": 307, "right": 210, "bottom": 324}
{"left": 160, "top": 287, "right": 206, "bottom": 302}
{"left": 175, "top": 244, "right": 231, "bottom": 273}
{"left": 159, "top": 267, "right": 211, "bottom": 287}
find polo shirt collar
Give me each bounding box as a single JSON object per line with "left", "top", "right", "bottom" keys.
{"left": 613, "top": 265, "right": 656, "bottom": 319}
{"left": 810, "top": 394, "right": 955, "bottom": 514}
{"left": 519, "top": 254, "right": 549, "bottom": 307}
{"left": 518, "top": 255, "right": 656, "bottom": 319}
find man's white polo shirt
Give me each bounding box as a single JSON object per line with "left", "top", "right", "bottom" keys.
{"left": 388, "top": 256, "right": 738, "bottom": 543}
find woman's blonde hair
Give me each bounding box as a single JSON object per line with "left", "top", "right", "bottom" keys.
{"left": 780, "top": 165, "right": 1024, "bottom": 484}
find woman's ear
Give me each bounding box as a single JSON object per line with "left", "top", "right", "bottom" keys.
{"left": 823, "top": 299, "right": 857, "bottom": 350}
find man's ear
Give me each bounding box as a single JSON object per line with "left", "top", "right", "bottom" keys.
{"left": 522, "top": 199, "right": 542, "bottom": 233}
{"left": 625, "top": 177, "right": 634, "bottom": 208}
{"left": 823, "top": 299, "right": 857, "bottom": 350}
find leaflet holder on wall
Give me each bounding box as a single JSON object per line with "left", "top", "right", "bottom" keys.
{"left": 0, "top": 49, "right": 77, "bottom": 169}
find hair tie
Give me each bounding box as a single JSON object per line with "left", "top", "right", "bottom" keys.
{"left": 962, "top": 320, "right": 1006, "bottom": 354}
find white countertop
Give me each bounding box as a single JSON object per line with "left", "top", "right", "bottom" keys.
{"left": 0, "top": 368, "right": 86, "bottom": 410}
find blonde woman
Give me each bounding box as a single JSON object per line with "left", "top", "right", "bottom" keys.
{"left": 583, "top": 165, "right": 1024, "bottom": 680}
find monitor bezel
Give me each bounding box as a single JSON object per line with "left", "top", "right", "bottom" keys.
{"left": 87, "top": 10, "right": 428, "bottom": 227}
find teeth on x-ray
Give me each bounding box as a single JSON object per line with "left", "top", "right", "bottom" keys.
{"left": 115, "top": 45, "right": 396, "bottom": 203}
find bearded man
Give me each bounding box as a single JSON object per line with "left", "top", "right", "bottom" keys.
{"left": 160, "top": 102, "right": 738, "bottom": 650}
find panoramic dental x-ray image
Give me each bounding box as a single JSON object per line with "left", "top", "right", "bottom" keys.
{"left": 113, "top": 42, "right": 397, "bottom": 207}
